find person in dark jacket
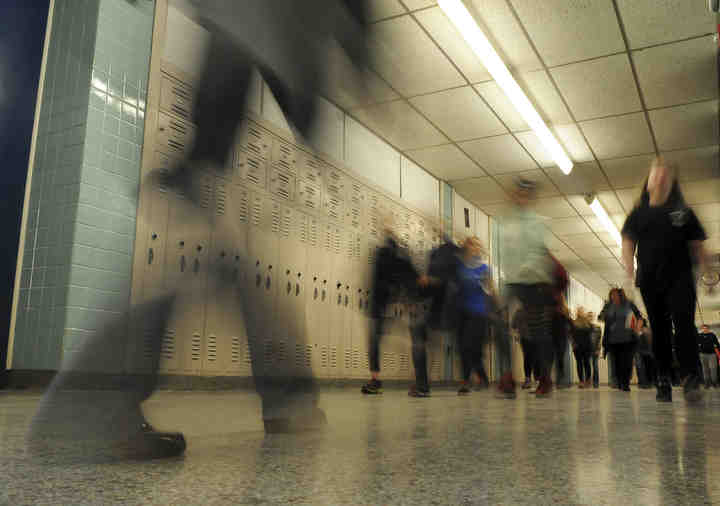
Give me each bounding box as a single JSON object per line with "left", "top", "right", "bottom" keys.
{"left": 571, "top": 307, "right": 594, "bottom": 389}
{"left": 622, "top": 156, "right": 709, "bottom": 402}
{"left": 697, "top": 324, "right": 719, "bottom": 389}
{"left": 635, "top": 318, "right": 656, "bottom": 389}
{"left": 362, "top": 225, "right": 420, "bottom": 395}
{"left": 588, "top": 312, "right": 602, "bottom": 388}
{"left": 408, "top": 233, "right": 460, "bottom": 397}
{"left": 599, "top": 288, "right": 642, "bottom": 392}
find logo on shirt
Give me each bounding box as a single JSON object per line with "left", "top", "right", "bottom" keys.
{"left": 669, "top": 209, "right": 688, "bottom": 227}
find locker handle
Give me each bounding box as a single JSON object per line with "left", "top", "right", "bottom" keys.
{"left": 148, "top": 247, "right": 154, "bottom": 264}
{"left": 266, "top": 276, "right": 271, "bottom": 290}
{"left": 256, "top": 273, "right": 262, "bottom": 287}
{"left": 287, "top": 281, "right": 292, "bottom": 294}
{"left": 337, "top": 294, "right": 342, "bottom": 305}
{"left": 295, "top": 283, "right": 300, "bottom": 296}
{"left": 193, "top": 258, "right": 200, "bottom": 273}
{"left": 322, "top": 290, "right": 326, "bottom": 301}
{"left": 344, "top": 295, "right": 349, "bottom": 307}
{"left": 180, "top": 255, "right": 186, "bottom": 272}
{"left": 314, "top": 287, "right": 318, "bottom": 300}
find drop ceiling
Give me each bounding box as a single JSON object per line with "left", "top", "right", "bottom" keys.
{"left": 324, "top": 0, "right": 720, "bottom": 321}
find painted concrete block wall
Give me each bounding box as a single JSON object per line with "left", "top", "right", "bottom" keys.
{"left": 12, "top": 0, "right": 154, "bottom": 371}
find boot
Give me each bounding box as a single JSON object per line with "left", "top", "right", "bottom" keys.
{"left": 494, "top": 371, "right": 517, "bottom": 399}
{"left": 656, "top": 376, "right": 672, "bottom": 403}
{"left": 534, "top": 376, "right": 553, "bottom": 398}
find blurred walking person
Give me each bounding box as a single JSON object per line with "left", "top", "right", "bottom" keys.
{"left": 588, "top": 312, "right": 602, "bottom": 389}
{"left": 599, "top": 288, "right": 641, "bottom": 392}
{"left": 635, "top": 318, "right": 656, "bottom": 389}
{"left": 697, "top": 324, "right": 719, "bottom": 389}
{"left": 571, "top": 307, "right": 594, "bottom": 389}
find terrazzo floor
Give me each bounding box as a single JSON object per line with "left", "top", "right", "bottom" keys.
{"left": 3, "top": 385, "right": 720, "bottom": 505}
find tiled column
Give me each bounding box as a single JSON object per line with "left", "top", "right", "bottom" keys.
{"left": 10, "top": 0, "right": 154, "bottom": 372}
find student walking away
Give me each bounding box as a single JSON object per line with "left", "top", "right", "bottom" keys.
{"left": 588, "top": 312, "right": 602, "bottom": 388}
{"left": 697, "top": 324, "right": 719, "bottom": 389}
{"left": 363, "top": 223, "right": 420, "bottom": 395}
{"left": 635, "top": 318, "right": 656, "bottom": 389}
{"left": 622, "top": 156, "right": 709, "bottom": 403}
{"left": 455, "top": 237, "right": 516, "bottom": 398}
{"left": 500, "top": 178, "right": 554, "bottom": 397}
{"left": 553, "top": 293, "right": 573, "bottom": 389}
{"left": 408, "top": 233, "right": 460, "bottom": 397}
{"left": 571, "top": 307, "right": 594, "bottom": 389}
{"left": 599, "top": 288, "right": 642, "bottom": 392}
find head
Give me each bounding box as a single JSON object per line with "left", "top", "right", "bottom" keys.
{"left": 462, "top": 236, "right": 484, "bottom": 259}
{"left": 512, "top": 177, "right": 537, "bottom": 207}
{"left": 639, "top": 156, "right": 684, "bottom": 207}
{"left": 587, "top": 311, "right": 595, "bottom": 322}
{"left": 701, "top": 324, "right": 709, "bottom": 334}
{"left": 576, "top": 306, "right": 586, "bottom": 319}
{"left": 608, "top": 287, "right": 625, "bottom": 305}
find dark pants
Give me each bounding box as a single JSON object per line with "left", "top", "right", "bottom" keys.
{"left": 410, "top": 322, "right": 430, "bottom": 391}
{"left": 506, "top": 284, "right": 554, "bottom": 379}
{"left": 640, "top": 276, "right": 701, "bottom": 380}
{"left": 457, "top": 312, "right": 489, "bottom": 382}
{"left": 636, "top": 353, "right": 657, "bottom": 386}
{"left": 521, "top": 338, "right": 535, "bottom": 381}
{"left": 609, "top": 342, "right": 635, "bottom": 388}
{"left": 574, "top": 349, "right": 592, "bottom": 383}
{"left": 368, "top": 317, "right": 387, "bottom": 373}
{"left": 590, "top": 354, "right": 600, "bottom": 387}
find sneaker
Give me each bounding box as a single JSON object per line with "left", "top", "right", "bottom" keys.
{"left": 409, "top": 389, "right": 431, "bottom": 398}
{"left": 458, "top": 384, "right": 471, "bottom": 396}
{"left": 593, "top": 383, "right": 599, "bottom": 389}
{"left": 535, "top": 376, "right": 553, "bottom": 398}
{"left": 361, "top": 379, "right": 382, "bottom": 395}
{"left": 656, "top": 377, "right": 672, "bottom": 403}
{"left": 683, "top": 375, "right": 703, "bottom": 403}
{"left": 621, "top": 384, "right": 631, "bottom": 392}
{"left": 494, "top": 371, "right": 517, "bottom": 399}
{"left": 578, "top": 382, "right": 586, "bottom": 389}
{"left": 127, "top": 423, "right": 186, "bottom": 459}
{"left": 521, "top": 379, "right": 533, "bottom": 389}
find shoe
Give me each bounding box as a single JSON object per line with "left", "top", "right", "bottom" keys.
{"left": 578, "top": 382, "right": 585, "bottom": 389}
{"left": 704, "top": 384, "right": 711, "bottom": 390}
{"left": 124, "top": 423, "right": 186, "bottom": 459}
{"left": 534, "top": 376, "right": 553, "bottom": 398}
{"left": 593, "top": 384, "right": 599, "bottom": 389}
{"left": 494, "top": 371, "right": 517, "bottom": 399}
{"left": 656, "top": 377, "right": 672, "bottom": 403}
{"left": 264, "top": 407, "right": 328, "bottom": 434}
{"left": 683, "top": 375, "right": 703, "bottom": 403}
{"left": 521, "top": 379, "right": 533, "bottom": 390}
{"left": 621, "top": 384, "right": 631, "bottom": 392}
{"left": 409, "top": 389, "right": 431, "bottom": 398}
{"left": 458, "top": 384, "right": 471, "bottom": 396}
{"left": 361, "top": 379, "right": 382, "bottom": 395}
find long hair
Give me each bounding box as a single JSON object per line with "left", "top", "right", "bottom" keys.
{"left": 635, "top": 156, "right": 687, "bottom": 209}
{"left": 608, "top": 287, "right": 627, "bottom": 305}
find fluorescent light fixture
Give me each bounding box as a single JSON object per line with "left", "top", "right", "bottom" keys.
{"left": 438, "top": 0, "right": 573, "bottom": 174}
{"left": 586, "top": 194, "right": 621, "bottom": 246}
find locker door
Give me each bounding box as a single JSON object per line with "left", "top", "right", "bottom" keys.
{"left": 126, "top": 150, "right": 172, "bottom": 373}
{"left": 304, "top": 215, "right": 329, "bottom": 376}
{"left": 325, "top": 222, "right": 345, "bottom": 378}
{"left": 228, "top": 185, "right": 252, "bottom": 376}
{"left": 163, "top": 171, "right": 213, "bottom": 373}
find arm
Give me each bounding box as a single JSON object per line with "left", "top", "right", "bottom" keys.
{"left": 690, "top": 240, "right": 707, "bottom": 273}
{"left": 622, "top": 235, "right": 636, "bottom": 280}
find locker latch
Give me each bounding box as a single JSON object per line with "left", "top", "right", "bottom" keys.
{"left": 295, "top": 284, "right": 300, "bottom": 296}
{"left": 287, "top": 281, "right": 292, "bottom": 294}
{"left": 266, "top": 276, "right": 271, "bottom": 290}
{"left": 180, "top": 255, "right": 186, "bottom": 272}
{"left": 148, "top": 248, "right": 154, "bottom": 264}
{"left": 193, "top": 259, "right": 200, "bottom": 273}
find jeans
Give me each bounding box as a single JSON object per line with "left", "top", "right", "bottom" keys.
{"left": 368, "top": 317, "right": 387, "bottom": 373}
{"left": 457, "top": 312, "right": 488, "bottom": 382}
{"left": 590, "top": 354, "right": 599, "bottom": 387}
{"left": 410, "top": 322, "right": 430, "bottom": 391}
{"left": 574, "top": 350, "right": 592, "bottom": 383}
{"left": 636, "top": 353, "right": 657, "bottom": 386}
{"left": 505, "top": 284, "right": 553, "bottom": 378}
{"left": 700, "top": 353, "right": 718, "bottom": 387}
{"left": 609, "top": 342, "right": 636, "bottom": 388}
{"left": 608, "top": 352, "right": 618, "bottom": 387}
{"left": 521, "top": 339, "right": 535, "bottom": 381}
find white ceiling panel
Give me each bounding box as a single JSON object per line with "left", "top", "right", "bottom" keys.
{"left": 616, "top": 0, "right": 716, "bottom": 49}
{"left": 546, "top": 161, "right": 610, "bottom": 195}
{"left": 514, "top": 130, "right": 555, "bottom": 167}
{"left": 567, "top": 194, "right": 596, "bottom": 217}
{"left": 459, "top": 134, "right": 538, "bottom": 174}
{"left": 546, "top": 234, "right": 569, "bottom": 251}
{"left": 587, "top": 258, "right": 624, "bottom": 271}
{"left": 413, "top": 7, "right": 491, "bottom": 84}
{"left": 600, "top": 153, "right": 653, "bottom": 189}
{"left": 478, "top": 201, "right": 514, "bottom": 217}
{"left": 403, "top": 0, "right": 436, "bottom": 10}
{"left": 597, "top": 191, "right": 626, "bottom": 214}
{"left": 466, "top": 0, "right": 543, "bottom": 74}
{"left": 551, "top": 54, "right": 642, "bottom": 121}
{"left": 495, "top": 170, "right": 559, "bottom": 198}
{"left": 633, "top": 36, "right": 718, "bottom": 109}
{"left": 365, "top": 0, "right": 405, "bottom": 22}
{"left": 369, "top": 16, "right": 465, "bottom": 96}
{"left": 509, "top": 0, "right": 625, "bottom": 67}
{"left": 563, "top": 233, "right": 603, "bottom": 249}
{"left": 661, "top": 146, "right": 720, "bottom": 182}
{"left": 475, "top": 81, "right": 528, "bottom": 131}
{"left": 693, "top": 203, "right": 720, "bottom": 224}
{"left": 553, "top": 248, "right": 580, "bottom": 262}
{"left": 351, "top": 100, "right": 447, "bottom": 150}
{"left": 554, "top": 124, "right": 595, "bottom": 163}
{"left": 596, "top": 231, "right": 619, "bottom": 247}
{"left": 405, "top": 144, "right": 485, "bottom": 181}
{"left": 409, "top": 86, "right": 507, "bottom": 141}
{"left": 532, "top": 197, "right": 578, "bottom": 219}
{"left": 573, "top": 246, "right": 614, "bottom": 261}
{"left": 649, "top": 100, "right": 719, "bottom": 151}
{"left": 611, "top": 214, "right": 627, "bottom": 229}
{"left": 615, "top": 187, "right": 641, "bottom": 212}
{"left": 580, "top": 113, "right": 655, "bottom": 160}
{"left": 680, "top": 179, "right": 720, "bottom": 206}
{"left": 517, "top": 70, "right": 573, "bottom": 125}
{"left": 453, "top": 177, "right": 509, "bottom": 204}
{"left": 549, "top": 217, "right": 592, "bottom": 236}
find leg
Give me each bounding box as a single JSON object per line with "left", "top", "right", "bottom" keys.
{"left": 701, "top": 354, "right": 712, "bottom": 388}
{"left": 591, "top": 354, "right": 599, "bottom": 387}
{"left": 636, "top": 352, "right": 647, "bottom": 386}
{"left": 362, "top": 317, "right": 385, "bottom": 394}
{"left": 709, "top": 353, "right": 718, "bottom": 388}
{"left": 522, "top": 340, "right": 533, "bottom": 382}
{"left": 410, "top": 322, "right": 430, "bottom": 393}
{"left": 641, "top": 283, "right": 673, "bottom": 379}
{"left": 575, "top": 352, "right": 584, "bottom": 383}
{"left": 582, "top": 353, "right": 592, "bottom": 385}
{"left": 667, "top": 277, "right": 701, "bottom": 379}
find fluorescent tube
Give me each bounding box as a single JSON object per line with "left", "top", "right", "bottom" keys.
{"left": 438, "top": 0, "right": 573, "bottom": 174}
{"left": 588, "top": 196, "right": 621, "bottom": 246}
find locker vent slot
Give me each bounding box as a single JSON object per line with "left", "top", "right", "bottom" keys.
{"left": 244, "top": 124, "right": 266, "bottom": 158}
{"left": 206, "top": 335, "right": 217, "bottom": 362}
{"left": 245, "top": 342, "right": 252, "bottom": 365}
{"left": 324, "top": 226, "right": 333, "bottom": 252}
{"left": 329, "top": 346, "right": 338, "bottom": 369}
{"left": 281, "top": 208, "right": 291, "bottom": 238}
{"left": 295, "top": 344, "right": 305, "bottom": 367}
{"left": 269, "top": 169, "right": 295, "bottom": 201}
{"left": 305, "top": 345, "right": 312, "bottom": 367}
{"left": 346, "top": 233, "right": 354, "bottom": 259}
{"left": 191, "top": 333, "right": 202, "bottom": 361}
{"left": 299, "top": 215, "right": 309, "bottom": 243}
{"left": 362, "top": 354, "right": 369, "bottom": 371}
{"left": 277, "top": 340, "right": 287, "bottom": 362}
{"left": 354, "top": 236, "right": 362, "bottom": 259}
{"left": 237, "top": 189, "right": 249, "bottom": 223}
{"left": 298, "top": 181, "right": 320, "bottom": 211}
{"left": 200, "top": 179, "right": 212, "bottom": 209}
{"left": 170, "top": 103, "right": 190, "bottom": 121}
{"left": 142, "top": 327, "right": 154, "bottom": 360}
{"left": 326, "top": 169, "right": 345, "bottom": 196}
{"left": 301, "top": 156, "right": 322, "bottom": 184}
{"left": 264, "top": 341, "right": 273, "bottom": 366}
{"left": 431, "top": 358, "right": 441, "bottom": 378}
{"left": 333, "top": 229, "right": 341, "bottom": 255}
{"left": 246, "top": 157, "right": 265, "bottom": 187}
{"left": 320, "top": 345, "right": 328, "bottom": 368}
{"left": 308, "top": 219, "right": 318, "bottom": 247}
{"left": 161, "top": 330, "right": 175, "bottom": 360}
{"left": 399, "top": 354, "right": 410, "bottom": 374}
{"left": 349, "top": 182, "right": 364, "bottom": 206}
{"left": 251, "top": 196, "right": 262, "bottom": 227}
{"left": 231, "top": 336, "right": 241, "bottom": 363}
{"left": 271, "top": 204, "right": 281, "bottom": 234}
{"left": 324, "top": 195, "right": 343, "bottom": 221}
{"left": 344, "top": 349, "right": 353, "bottom": 370}
{"left": 215, "top": 183, "right": 227, "bottom": 216}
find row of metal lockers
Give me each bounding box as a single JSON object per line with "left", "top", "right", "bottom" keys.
{"left": 125, "top": 69, "right": 447, "bottom": 381}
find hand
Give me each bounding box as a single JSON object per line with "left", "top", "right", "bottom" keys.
{"left": 418, "top": 275, "right": 430, "bottom": 288}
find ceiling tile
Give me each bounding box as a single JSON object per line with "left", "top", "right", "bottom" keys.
{"left": 509, "top": 0, "right": 625, "bottom": 67}
{"left": 459, "top": 134, "right": 538, "bottom": 174}
{"left": 615, "top": 187, "right": 641, "bottom": 212}
{"left": 596, "top": 231, "right": 618, "bottom": 247}
{"left": 403, "top": 0, "right": 436, "bottom": 10}
{"left": 546, "top": 161, "right": 610, "bottom": 194}
{"left": 467, "top": 0, "right": 543, "bottom": 74}
{"left": 514, "top": 131, "right": 555, "bottom": 167}
{"left": 611, "top": 213, "right": 627, "bottom": 229}
{"left": 531, "top": 197, "right": 578, "bottom": 219}
{"left": 633, "top": 36, "right": 718, "bottom": 109}
{"left": 475, "top": 81, "right": 528, "bottom": 131}
{"left": 549, "top": 217, "right": 591, "bottom": 236}
{"left": 563, "top": 233, "right": 603, "bottom": 249}
{"left": 567, "top": 194, "right": 596, "bottom": 217}
{"left": 597, "top": 191, "right": 626, "bottom": 214}
{"left": 478, "top": 201, "right": 514, "bottom": 217}
{"left": 369, "top": 16, "right": 465, "bottom": 96}
{"left": 580, "top": 113, "right": 655, "bottom": 160}
{"left": 573, "top": 246, "right": 614, "bottom": 261}
{"left": 693, "top": 203, "right": 720, "bottom": 224}
{"left": 553, "top": 248, "right": 580, "bottom": 262}
{"left": 494, "top": 170, "right": 559, "bottom": 198}
{"left": 453, "top": 177, "right": 509, "bottom": 205}
{"left": 365, "top": 0, "right": 406, "bottom": 22}
{"left": 661, "top": 146, "right": 720, "bottom": 182}
{"left": 351, "top": 100, "right": 447, "bottom": 150}
{"left": 586, "top": 258, "right": 624, "bottom": 272}
{"left": 546, "top": 234, "right": 569, "bottom": 250}
{"left": 683, "top": 179, "right": 720, "bottom": 205}
{"left": 649, "top": 100, "right": 719, "bottom": 151}
{"left": 405, "top": 144, "right": 485, "bottom": 180}
{"left": 413, "top": 7, "right": 491, "bottom": 84}
{"left": 551, "top": 54, "right": 642, "bottom": 121}
{"left": 517, "top": 70, "right": 573, "bottom": 125}
{"left": 410, "top": 87, "right": 507, "bottom": 141}
{"left": 601, "top": 153, "right": 654, "bottom": 189}
{"left": 554, "top": 124, "right": 594, "bottom": 163}
{"left": 616, "top": 0, "right": 716, "bottom": 49}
